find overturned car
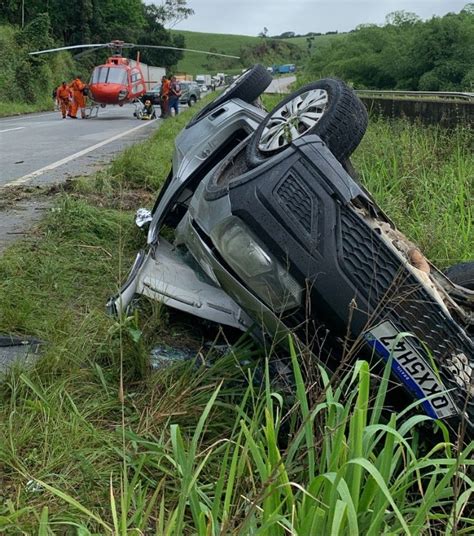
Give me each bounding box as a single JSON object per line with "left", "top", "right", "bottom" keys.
{"left": 109, "top": 65, "right": 474, "bottom": 434}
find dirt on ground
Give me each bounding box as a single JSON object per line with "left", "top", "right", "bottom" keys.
{"left": 0, "top": 179, "right": 155, "bottom": 255}
{"left": 72, "top": 187, "right": 155, "bottom": 211}
{"left": 0, "top": 186, "right": 54, "bottom": 254}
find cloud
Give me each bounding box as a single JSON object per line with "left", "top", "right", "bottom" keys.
{"left": 168, "top": 0, "right": 467, "bottom": 36}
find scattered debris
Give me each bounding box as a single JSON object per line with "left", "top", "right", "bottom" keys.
{"left": 135, "top": 207, "right": 152, "bottom": 228}
{"left": 0, "top": 335, "right": 43, "bottom": 371}
{"left": 150, "top": 344, "right": 196, "bottom": 370}
{"left": 408, "top": 247, "right": 430, "bottom": 273}
{"left": 25, "top": 480, "right": 44, "bottom": 494}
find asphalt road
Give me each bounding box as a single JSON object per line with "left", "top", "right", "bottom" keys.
{"left": 266, "top": 76, "right": 296, "bottom": 94}
{"left": 0, "top": 103, "right": 161, "bottom": 188}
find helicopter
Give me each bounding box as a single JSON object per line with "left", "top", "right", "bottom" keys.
{"left": 29, "top": 40, "right": 240, "bottom": 116}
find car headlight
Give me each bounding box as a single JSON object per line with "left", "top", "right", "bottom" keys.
{"left": 118, "top": 89, "right": 128, "bottom": 100}
{"left": 210, "top": 217, "right": 302, "bottom": 312}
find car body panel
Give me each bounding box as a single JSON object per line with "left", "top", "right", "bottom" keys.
{"left": 176, "top": 133, "right": 473, "bottom": 425}
{"left": 147, "top": 98, "right": 266, "bottom": 244}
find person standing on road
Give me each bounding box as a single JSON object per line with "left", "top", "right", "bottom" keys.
{"left": 56, "top": 81, "right": 72, "bottom": 119}
{"left": 159, "top": 75, "right": 170, "bottom": 118}
{"left": 169, "top": 76, "right": 182, "bottom": 116}
{"left": 69, "top": 75, "right": 87, "bottom": 119}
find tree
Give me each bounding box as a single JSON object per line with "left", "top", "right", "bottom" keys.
{"left": 272, "top": 31, "right": 295, "bottom": 39}
{"left": 152, "top": 0, "right": 194, "bottom": 28}
{"left": 137, "top": 4, "right": 185, "bottom": 69}
{"left": 461, "top": 3, "right": 474, "bottom": 14}
{"left": 306, "top": 8, "right": 473, "bottom": 91}
{"left": 385, "top": 11, "right": 421, "bottom": 26}
{"left": 258, "top": 27, "right": 269, "bottom": 38}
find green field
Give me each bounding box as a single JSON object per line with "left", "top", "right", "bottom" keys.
{"left": 171, "top": 30, "right": 342, "bottom": 76}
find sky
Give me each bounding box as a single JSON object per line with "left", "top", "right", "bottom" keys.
{"left": 168, "top": 0, "right": 468, "bottom": 36}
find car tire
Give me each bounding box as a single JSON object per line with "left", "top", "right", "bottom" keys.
{"left": 246, "top": 78, "right": 368, "bottom": 168}
{"left": 188, "top": 96, "right": 196, "bottom": 107}
{"left": 445, "top": 261, "right": 474, "bottom": 290}
{"left": 185, "top": 64, "right": 272, "bottom": 129}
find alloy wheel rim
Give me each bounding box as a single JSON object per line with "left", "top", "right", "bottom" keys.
{"left": 258, "top": 89, "right": 328, "bottom": 152}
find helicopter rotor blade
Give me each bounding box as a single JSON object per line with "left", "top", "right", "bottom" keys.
{"left": 29, "top": 41, "right": 239, "bottom": 59}
{"left": 129, "top": 44, "right": 240, "bottom": 59}
{"left": 73, "top": 45, "right": 109, "bottom": 59}
{"left": 29, "top": 44, "right": 107, "bottom": 55}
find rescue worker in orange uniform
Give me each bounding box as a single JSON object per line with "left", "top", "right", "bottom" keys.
{"left": 69, "top": 75, "right": 87, "bottom": 119}
{"left": 159, "top": 75, "right": 170, "bottom": 118}
{"left": 56, "top": 81, "right": 71, "bottom": 119}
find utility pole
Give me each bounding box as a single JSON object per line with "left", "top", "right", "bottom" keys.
{"left": 21, "top": 0, "right": 25, "bottom": 28}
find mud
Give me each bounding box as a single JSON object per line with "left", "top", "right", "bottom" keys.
{"left": 0, "top": 189, "right": 53, "bottom": 255}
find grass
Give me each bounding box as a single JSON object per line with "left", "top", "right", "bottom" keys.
{"left": 352, "top": 118, "right": 473, "bottom": 264}
{"left": 0, "top": 98, "right": 55, "bottom": 118}
{"left": 0, "top": 95, "right": 472, "bottom": 533}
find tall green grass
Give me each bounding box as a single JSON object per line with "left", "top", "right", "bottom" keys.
{"left": 0, "top": 98, "right": 472, "bottom": 533}
{"left": 352, "top": 119, "right": 473, "bottom": 264}
{"left": 1, "top": 340, "right": 473, "bottom": 534}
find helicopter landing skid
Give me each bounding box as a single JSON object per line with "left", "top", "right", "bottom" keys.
{"left": 84, "top": 103, "right": 100, "bottom": 119}
{"left": 133, "top": 100, "right": 143, "bottom": 119}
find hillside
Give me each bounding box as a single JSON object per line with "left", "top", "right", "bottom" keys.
{"left": 281, "top": 33, "right": 347, "bottom": 48}
{"left": 0, "top": 22, "right": 75, "bottom": 115}
{"left": 171, "top": 30, "right": 311, "bottom": 75}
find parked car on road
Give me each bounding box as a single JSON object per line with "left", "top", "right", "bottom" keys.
{"left": 179, "top": 81, "right": 201, "bottom": 106}
{"left": 139, "top": 85, "right": 161, "bottom": 106}
{"left": 110, "top": 65, "right": 474, "bottom": 437}
{"left": 140, "top": 81, "right": 201, "bottom": 108}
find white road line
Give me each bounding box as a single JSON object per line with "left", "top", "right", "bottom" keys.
{"left": 0, "top": 127, "right": 25, "bottom": 133}
{"left": 2, "top": 119, "right": 158, "bottom": 188}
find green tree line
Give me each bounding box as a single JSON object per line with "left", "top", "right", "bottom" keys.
{"left": 307, "top": 7, "right": 474, "bottom": 91}
{"left": 0, "top": 0, "right": 192, "bottom": 107}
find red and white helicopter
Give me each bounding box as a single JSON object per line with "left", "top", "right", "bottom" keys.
{"left": 30, "top": 40, "right": 239, "bottom": 116}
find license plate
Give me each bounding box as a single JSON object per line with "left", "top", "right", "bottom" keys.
{"left": 365, "top": 320, "right": 457, "bottom": 420}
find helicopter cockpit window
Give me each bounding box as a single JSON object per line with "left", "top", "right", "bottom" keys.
{"left": 91, "top": 67, "right": 128, "bottom": 85}
{"left": 131, "top": 70, "right": 142, "bottom": 83}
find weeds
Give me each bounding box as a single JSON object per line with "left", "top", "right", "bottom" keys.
{"left": 2, "top": 342, "right": 473, "bottom": 534}
{"left": 353, "top": 118, "right": 473, "bottom": 264}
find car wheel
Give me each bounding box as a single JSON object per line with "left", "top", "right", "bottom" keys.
{"left": 246, "top": 78, "right": 368, "bottom": 168}
{"left": 188, "top": 96, "right": 196, "bottom": 107}
{"left": 445, "top": 261, "right": 474, "bottom": 290}
{"left": 185, "top": 64, "right": 272, "bottom": 129}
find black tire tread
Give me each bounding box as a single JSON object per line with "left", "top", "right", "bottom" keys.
{"left": 445, "top": 261, "right": 474, "bottom": 290}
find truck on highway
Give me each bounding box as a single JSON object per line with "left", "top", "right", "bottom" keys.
{"left": 272, "top": 64, "right": 296, "bottom": 74}
{"left": 196, "top": 74, "right": 212, "bottom": 86}
{"left": 215, "top": 73, "right": 226, "bottom": 86}
{"left": 129, "top": 60, "right": 166, "bottom": 90}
